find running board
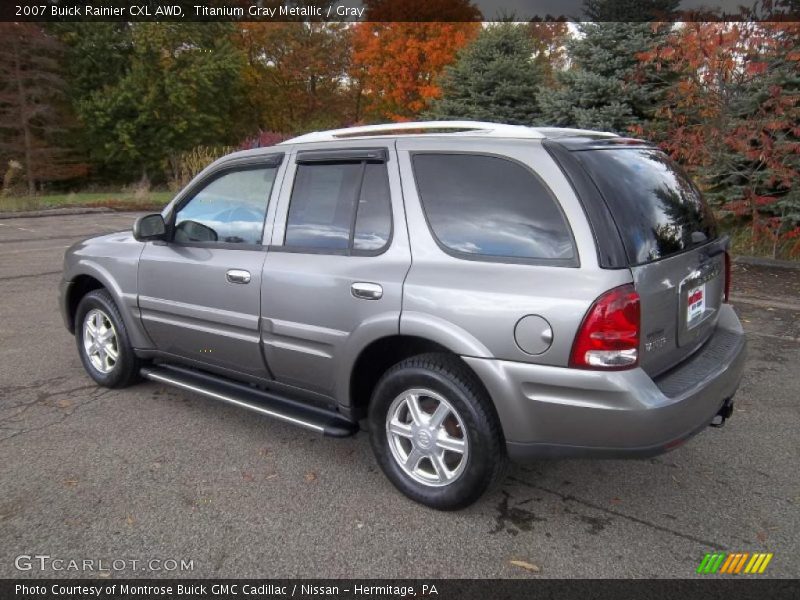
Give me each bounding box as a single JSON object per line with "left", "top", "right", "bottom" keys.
{"left": 140, "top": 364, "right": 358, "bottom": 437}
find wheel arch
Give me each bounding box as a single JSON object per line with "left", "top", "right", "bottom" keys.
{"left": 345, "top": 334, "right": 494, "bottom": 422}
{"left": 64, "top": 274, "right": 105, "bottom": 333}
{"left": 63, "top": 263, "right": 152, "bottom": 349}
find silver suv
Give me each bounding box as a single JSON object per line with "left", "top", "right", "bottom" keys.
{"left": 60, "top": 121, "right": 746, "bottom": 510}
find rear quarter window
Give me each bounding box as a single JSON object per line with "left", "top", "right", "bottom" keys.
{"left": 411, "top": 153, "right": 576, "bottom": 264}
{"left": 573, "top": 148, "right": 717, "bottom": 265}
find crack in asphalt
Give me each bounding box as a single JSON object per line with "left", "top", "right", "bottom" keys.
{"left": 0, "top": 234, "right": 101, "bottom": 245}
{"left": 0, "top": 270, "right": 62, "bottom": 282}
{"left": 508, "top": 474, "right": 728, "bottom": 551}
{"left": 0, "top": 377, "right": 112, "bottom": 443}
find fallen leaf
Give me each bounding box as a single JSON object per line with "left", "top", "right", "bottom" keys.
{"left": 756, "top": 530, "right": 768, "bottom": 544}
{"left": 610, "top": 497, "right": 622, "bottom": 505}
{"left": 510, "top": 560, "right": 540, "bottom": 573}
{"left": 126, "top": 515, "right": 135, "bottom": 526}
{"left": 63, "top": 479, "right": 78, "bottom": 487}
{"left": 56, "top": 399, "right": 71, "bottom": 408}
{"left": 242, "top": 472, "right": 254, "bottom": 482}
{"left": 305, "top": 471, "right": 317, "bottom": 482}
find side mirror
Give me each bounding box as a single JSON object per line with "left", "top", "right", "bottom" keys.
{"left": 133, "top": 213, "right": 166, "bottom": 241}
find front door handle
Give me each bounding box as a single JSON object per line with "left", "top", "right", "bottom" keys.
{"left": 226, "top": 269, "right": 251, "bottom": 284}
{"left": 351, "top": 282, "right": 383, "bottom": 300}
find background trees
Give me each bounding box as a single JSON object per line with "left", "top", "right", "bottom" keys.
{"left": 68, "top": 23, "right": 247, "bottom": 183}
{"left": 537, "top": 20, "right": 676, "bottom": 132}
{"left": 0, "top": 23, "right": 85, "bottom": 194}
{"left": 427, "top": 23, "right": 546, "bottom": 124}
{"left": 638, "top": 20, "right": 800, "bottom": 257}
{"left": 236, "top": 22, "right": 353, "bottom": 133}
{"left": 0, "top": 1, "right": 796, "bottom": 257}
{"left": 350, "top": 0, "right": 480, "bottom": 122}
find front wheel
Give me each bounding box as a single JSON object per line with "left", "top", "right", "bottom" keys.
{"left": 368, "top": 353, "right": 508, "bottom": 510}
{"left": 75, "top": 289, "right": 141, "bottom": 388}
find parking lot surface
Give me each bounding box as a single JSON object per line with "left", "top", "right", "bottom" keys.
{"left": 1, "top": 212, "right": 798, "bottom": 578}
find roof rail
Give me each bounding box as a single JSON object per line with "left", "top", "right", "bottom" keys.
{"left": 281, "top": 121, "right": 551, "bottom": 144}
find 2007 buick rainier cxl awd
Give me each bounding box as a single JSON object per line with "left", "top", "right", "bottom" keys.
{"left": 60, "top": 121, "right": 746, "bottom": 509}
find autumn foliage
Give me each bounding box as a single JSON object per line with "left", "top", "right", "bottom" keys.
{"left": 636, "top": 20, "right": 800, "bottom": 256}
{"left": 351, "top": 0, "right": 480, "bottom": 121}
{"left": 1, "top": 4, "right": 798, "bottom": 258}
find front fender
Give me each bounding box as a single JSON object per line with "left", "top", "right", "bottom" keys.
{"left": 62, "top": 233, "right": 153, "bottom": 350}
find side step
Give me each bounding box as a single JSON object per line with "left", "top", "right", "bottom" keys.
{"left": 140, "top": 364, "right": 358, "bottom": 437}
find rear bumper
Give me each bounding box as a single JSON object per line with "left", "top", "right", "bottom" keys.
{"left": 464, "top": 304, "right": 747, "bottom": 460}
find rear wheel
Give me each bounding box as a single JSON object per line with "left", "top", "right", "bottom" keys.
{"left": 368, "top": 353, "right": 507, "bottom": 510}
{"left": 75, "top": 289, "right": 141, "bottom": 388}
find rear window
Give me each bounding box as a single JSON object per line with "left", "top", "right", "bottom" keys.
{"left": 412, "top": 154, "right": 575, "bottom": 263}
{"left": 574, "top": 148, "right": 717, "bottom": 265}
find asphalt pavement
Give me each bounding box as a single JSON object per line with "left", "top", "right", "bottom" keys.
{"left": 0, "top": 212, "right": 798, "bottom": 579}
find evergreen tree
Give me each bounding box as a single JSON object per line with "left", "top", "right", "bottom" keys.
{"left": 583, "top": 0, "right": 680, "bottom": 20}
{"left": 427, "top": 23, "right": 545, "bottom": 125}
{"left": 706, "top": 22, "right": 800, "bottom": 254}
{"left": 539, "top": 0, "right": 679, "bottom": 133}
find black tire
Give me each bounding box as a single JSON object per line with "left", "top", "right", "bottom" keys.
{"left": 75, "top": 289, "right": 142, "bottom": 388}
{"left": 368, "top": 353, "right": 508, "bottom": 510}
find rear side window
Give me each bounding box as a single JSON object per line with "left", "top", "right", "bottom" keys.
{"left": 412, "top": 154, "right": 575, "bottom": 262}
{"left": 573, "top": 148, "right": 717, "bottom": 265}
{"left": 285, "top": 161, "right": 392, "bottom": 253}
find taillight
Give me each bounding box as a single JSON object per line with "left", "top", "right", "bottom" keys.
{"left": 570, "top": 284, "right": 641, "bottom": 370}
{"left": 723, "top": 251, "right": 731, "bottom": 302}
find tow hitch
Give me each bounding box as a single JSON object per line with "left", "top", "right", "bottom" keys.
{"left": 710, "top": 399, "right": 734, "bottom": 428}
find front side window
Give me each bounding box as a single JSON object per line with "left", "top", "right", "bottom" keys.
{"left": 285, "top": 161, "right": 392, "bottom": 253}
{"left": 175, "top": 166, "right": 277, "bottom": 245}
{"left": 412, "top": 154, "right": 575, "bottom": 262}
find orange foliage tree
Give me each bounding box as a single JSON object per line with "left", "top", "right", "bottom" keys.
{"left": 351, "top": 0, "right": 481, "bottom": 122}
{"left": 528, "top": 20, "right": 570, "bottom": 85}
{"left": 235, "top": 21, "right": 353, "bottom": 133}
{"left": 637, "top": 19, "right": 800, "bottom": 257}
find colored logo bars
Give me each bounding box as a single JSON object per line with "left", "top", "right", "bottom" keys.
{"left": 697, "top": 552, "right": 773, "bottom": 574}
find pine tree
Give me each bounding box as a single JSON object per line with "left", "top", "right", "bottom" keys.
{"left": 427, "top": 23, "right": 545, "bottom": 125}
{"left": 538, "top": 1, "right": 679, "bottom": 133}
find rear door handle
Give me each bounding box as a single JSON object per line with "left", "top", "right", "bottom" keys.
{"left": 351, "top": 282, "right": 383, "bottom": 300}
{"left": 226, "top": 269, "right": 251, "bottom": 284}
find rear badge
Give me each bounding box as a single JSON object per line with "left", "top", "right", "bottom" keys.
{"left": 645, "top": 332, "right": 667, "bottom": 352}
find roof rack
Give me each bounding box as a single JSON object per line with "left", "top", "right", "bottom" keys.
{"left": 282, "top": 121, "right": 558, "bottom": 144}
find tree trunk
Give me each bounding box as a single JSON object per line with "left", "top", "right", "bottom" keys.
{"left": 11, "top": 31, "right": 35, "bottom": 195}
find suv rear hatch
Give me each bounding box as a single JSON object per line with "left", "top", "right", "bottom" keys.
{"left": 565, "top": 143, "right": 727, "bottom": 376}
